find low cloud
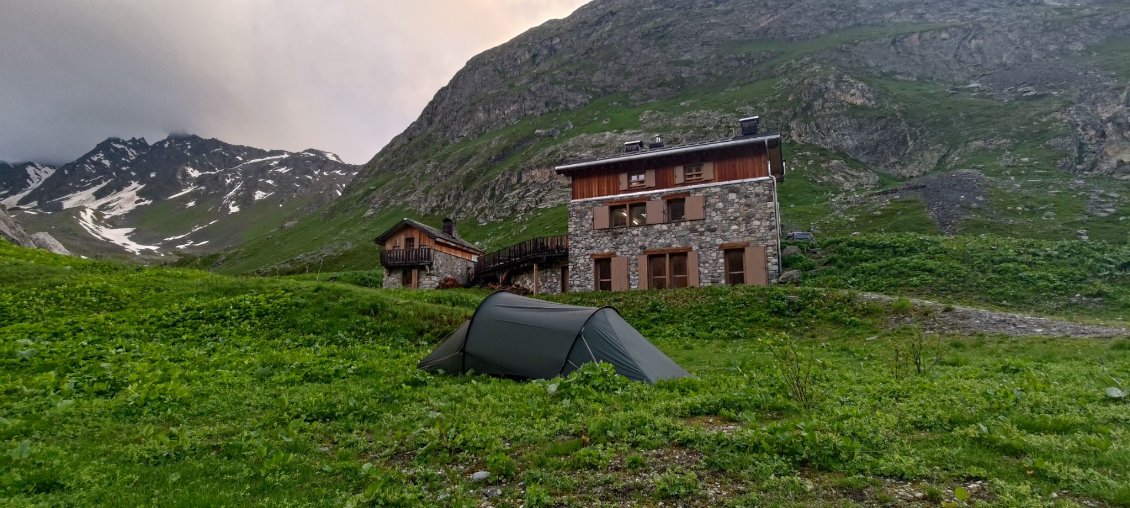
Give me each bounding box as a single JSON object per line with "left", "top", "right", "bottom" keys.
{"left": 0, "top": 0, "right": 588, "bottom": 165}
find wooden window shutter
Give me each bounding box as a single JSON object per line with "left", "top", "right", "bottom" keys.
{"left": 674, "top": 165, "right": 684, "bottom": 184}
{"left": 592, "top": 205, "right": 610, "bottom": 229}
{"left": 637, "top": 255, "right": 649, "bottom": 290}
{"left": 702, "top": 161, "right": 715, "bottom": 181}
{"left": 685, "top": 195, "right": 706, "bottom": 220}
{"left": 646, "top": 199, "right": 664, "bottom": 225}
{"left": 687, "top": 251, "right": 700, "bottom": 287}
{"left": 744, "top": 245, "right": 768, "bottom": 286}
{"left": 618, "top": 172, "right": 629, "bottom": 191}
{"left": 611, "top": 257, "right": 629, "bottom": 291}
{"left": 644, "top": 169, "right": 656, "bottom": 187}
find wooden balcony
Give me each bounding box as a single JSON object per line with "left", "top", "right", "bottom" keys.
{"left": 475, "top": 235, "right": 568, "bottom": 276}
{"left": 381, "top": 247, "right": 432, "bottom": 267}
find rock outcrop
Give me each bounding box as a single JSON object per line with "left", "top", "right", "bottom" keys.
{"left": 0, "top": 205, "right": 35, "bottom": 248}
{"left": 343, "top": 0, "right": 1130, "bottom": 229}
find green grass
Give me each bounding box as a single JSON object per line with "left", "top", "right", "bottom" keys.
{"left": 3, "top": 241, "right": 1129, "bottom": 506}
{"left": 798, "top": 233, "right": 1130, "bottom": 322}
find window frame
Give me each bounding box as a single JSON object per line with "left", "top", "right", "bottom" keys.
{"left": 666, "top": 197, "right": 686, "bottom": 222}
{"left": 594, "top": 258, "right": 612, "bottom": 291}
{"left": 724, "top": 248, "right": 745, "bottom": 286}
{"left": 683, "top": 163, "right": 705, "bottom": 182}
{"left": 647, "top": 251, "right": 689, "bottom": 289}
{"left": 628, "top": 170, "right": 647, "bottom": 188}
{"left": 609, "top": 201, "right": 648, "bottom": 228}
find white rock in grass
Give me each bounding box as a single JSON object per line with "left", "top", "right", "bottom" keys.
{"left": 471, "top": 471, "right": 490, "bottom": 482}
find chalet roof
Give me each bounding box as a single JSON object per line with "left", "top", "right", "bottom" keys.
{"left": 554, "top": 132, "right": 781, "bottom": 174}
{"left": 374, "top": 218, "right": 485, "bottom": 255}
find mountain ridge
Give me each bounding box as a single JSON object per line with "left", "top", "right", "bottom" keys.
{"left": 0, "top": 134, "right": 359, "bottom": 257}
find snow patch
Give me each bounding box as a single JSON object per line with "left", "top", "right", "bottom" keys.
{"left": 61, "top": 181, "right": 151, "bottom": 217}
{"left": 163, "top": 220, "right": 219, "bottom": 241}
{"left": 228, "top": 202, "right": 240, "bottom": 213}
{"left": 168, "top": 186, "right": 199, "bottom": 199}
{"left": 230, "top": 154, "right": 288, "bottom": 170}
{"left": 272, "top": 166, "right": 292, "bottom": 174}
{"left": 253, "top": 190, "right": 273, "bottom": 201}
{"left": 185, "top": 200, "right": 196, "bottom": 208}
{"left": 78, "top": 208, "right": 160, "bottom": 255}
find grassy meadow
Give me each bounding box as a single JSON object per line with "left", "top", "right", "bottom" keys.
{"left": 2, "top": 240, "right": 1129, "bottom": 506}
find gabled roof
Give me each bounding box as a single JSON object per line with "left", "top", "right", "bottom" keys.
{"left": 374, "top": 218, "right": 485, "bottom": 254}
{"left": 554, "top": 132, "right": 781, "bottom": 174}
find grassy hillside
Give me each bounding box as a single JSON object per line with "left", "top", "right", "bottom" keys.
{"left": 3, "top": 242, "right": 1129, "bottom": 506}
{"left": 787, "top": 233, "right": 1130, "bottom": 322}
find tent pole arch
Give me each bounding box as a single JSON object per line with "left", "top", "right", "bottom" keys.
{"left": 556, "top": 306, "right": 614, "bottom": 376}
{"left": 459, "top": 290, "right": 509, "bottom": 374}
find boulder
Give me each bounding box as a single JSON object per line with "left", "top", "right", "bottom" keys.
{"left": 781, "top": 245, "right": 803, "bottom": 258}
{"left": 777, "top": 270, "right": 802, "bottom": 284}
{"left": 30, "top": 232, "right": 71, "bottom": 256}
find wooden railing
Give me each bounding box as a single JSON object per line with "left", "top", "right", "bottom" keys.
{"left": 475, "top": 235, "right": 568, "bottom": 275}
{"left": 380, "top": 247, "right": 432, "bottom": 267}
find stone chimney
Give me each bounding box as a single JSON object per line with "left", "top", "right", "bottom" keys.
{"left": 442, "top": 218, "right": 457, "bottom": 237}
{"left": 739, "top": 116, "right": 760, "bottom": 136}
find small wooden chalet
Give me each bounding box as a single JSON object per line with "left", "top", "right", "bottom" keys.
{"left": 375, "top": 218, "right": 484, "bottom": 289}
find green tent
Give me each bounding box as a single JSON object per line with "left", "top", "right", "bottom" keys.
{"left": 419, "top": 292, "right": 689, "bottom": 383}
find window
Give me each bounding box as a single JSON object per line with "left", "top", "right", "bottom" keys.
{"left": 683, "top": 163, "right": 704, "bottom": 181}
{"left": 405, "top": 237, "right": 415, "bottom": 250}
{"left": 666, "top": 198, "right": 685, "bottom": 222}
{"left": 594, "top": 258, "right": 612, "bottom": 291}
{"left": 724, "top": 249, "right": 745, "bottom": 285}
{"left": 628, "top": 171, "right": 647, "bottom": 188}
{"left": 610, "top": 202, "right": 647, "bottom": 227}
{"left": 648, "top": 252, "right": 689, "bottom": 289}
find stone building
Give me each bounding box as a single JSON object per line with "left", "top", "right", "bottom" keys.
{"left": 376, "top": 218, "right": 484, "bottom": 289}
{"left": 554, "top": 117, "right": 785, "bottom": 292}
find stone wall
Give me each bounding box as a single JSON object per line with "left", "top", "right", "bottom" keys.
{"left": 567, "top": 178, "right": 780, "bottom": 291}
{"left": 382, "top": 250, "right": 475, "bottom": 289}
{"left": 510, "top": 260, "right": 570, "bottom": 294}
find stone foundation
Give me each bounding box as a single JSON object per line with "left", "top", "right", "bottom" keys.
{"left": 509, "top": 260, "right": 570, "bottom": 294}
{"left": 567, "top": 178, "right": 780, "bottom": 291}
{"left": 382, "top": 250, "right": 475, "bottom": 289}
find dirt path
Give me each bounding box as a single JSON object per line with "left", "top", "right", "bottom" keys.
{"left": 858, "top": 293, "right": 1129, "bottom": 338}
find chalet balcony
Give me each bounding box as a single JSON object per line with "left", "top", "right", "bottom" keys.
{"left": 475, "top": 235, "right": 568, "bottom": 276}
{"left": 380, "top": 247, "right": 432, "bottom": 267}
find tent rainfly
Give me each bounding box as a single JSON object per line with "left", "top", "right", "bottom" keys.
{"left": 419, "top": 292, "right": 690, "bottom": 383}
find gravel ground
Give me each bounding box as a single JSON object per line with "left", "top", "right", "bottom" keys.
{"left": 858, "top": 292, "right": 1129, "bottom": 338}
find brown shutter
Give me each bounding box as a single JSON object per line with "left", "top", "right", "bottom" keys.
{"left": 702, "top": 161, "right": 715, "bottom": 181}
{"left": 685, "top": 195, "right": 706, "bottom": 220}
{"left": 637, "top": 255, "right": 649, "bottom": 290}
{"left": 410, "top": 269, "right": 419, "bottom": 289}
{"left": 646, "top": 199, "right": 664, "bottom": 225}
{"left": 687, "top": 250, "right": 700, "bottom": 287}
{"left": 611, "top": 257, "right": 629, "bottom": 291}
{"left": 618, "top": 173, "right": 629, "bottom": 191}
{"left": 674, "top": 165, "right": 684, "bottom": 184}
{"left": 644, "top": 169, "right": 656, "bottom": 187}
{"left": 745, "top": 245, "right": 768, "bottom": 286}
{"left": 592, "top": 205, "right": 609, "bottom": 229}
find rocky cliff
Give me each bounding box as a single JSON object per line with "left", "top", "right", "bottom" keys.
{"left": 224, "top": 0, "right": 1130, "bottom": 273}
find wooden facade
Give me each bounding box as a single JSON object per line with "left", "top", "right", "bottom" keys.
{"left": 567, "top": 144, "right": 779, "bottom": 200}
{"left": 381, "top": 226, "right": 478, "bottom": 261}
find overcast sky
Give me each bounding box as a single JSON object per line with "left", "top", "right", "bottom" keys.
{"left": 0, "top": 0, "right": 589, "bottom": 165}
